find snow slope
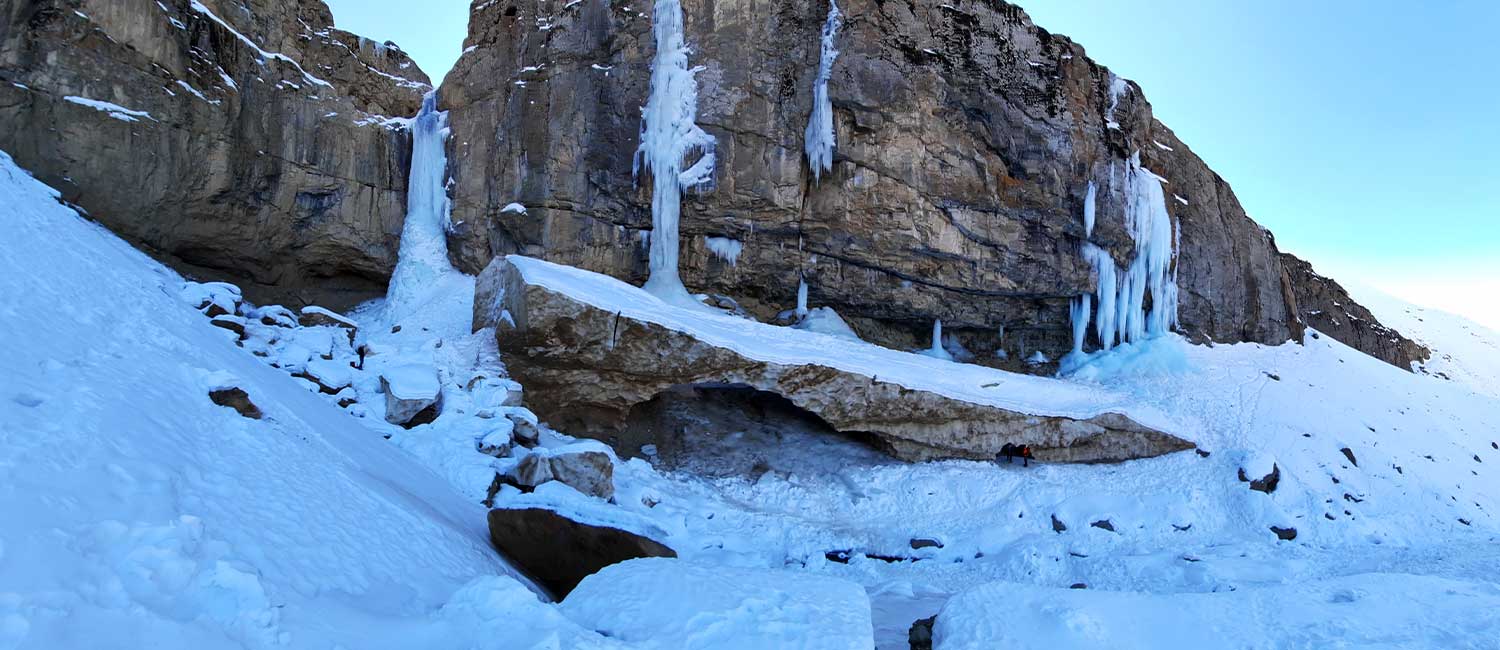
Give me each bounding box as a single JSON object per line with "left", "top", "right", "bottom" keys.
{"left": 1345, "top": 282, "right": 1500, "bottom": 399}
{"left": 0, "top": 151, "right": 602, "bottom": 649}
{"left": 494, "top": 254, "right": 1500, "bottom": 649}
{"left": 934, "top": 573, "right": 1500, "bottom": 649}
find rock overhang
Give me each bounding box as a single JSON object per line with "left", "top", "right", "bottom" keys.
{"left": 478, "top": 255, "right": 1196, "bottom": 463}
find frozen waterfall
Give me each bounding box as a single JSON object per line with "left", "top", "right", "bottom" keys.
{"left": 804, "top": 0, "right": 842, "bottom": 183}
{"left": 920, "top": 319, "right": 954, "bottom": 361}
{"left": 1065, "top": 153, "right": 1179, "bottom": 368}
{"left": 635, "top": 0, "right": 717, "bottom": 307}
{"left": 796, "top": 275, "right": 809, "bottom": 318}
{"left": 386, "top": 91, "right": 457, "bottom": 314}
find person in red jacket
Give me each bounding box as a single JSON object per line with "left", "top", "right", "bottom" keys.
{"left": 998, "top": 443, "right": 1034, "bottom": 467}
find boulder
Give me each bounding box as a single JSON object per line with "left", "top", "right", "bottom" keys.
{"left": 209, "top": 387, "right": 262, "bottom": 420}
{"left": 506, "top": 446, "right": 615, "bottom": 500}
{"left": 299, "top": 306, "right": 359, "bottom": 331}
{"left": 487, "top": 256, "right": 1195, "bottom": 463}
{"left": 379, "top": 365, "right": 441, "bottom": 426}
{"left": 487, "top": 507, "right": 676, "bottom": 598}
{"left": 909, "top": 616, "right": 936, "bottom": 650}
{"left": 1238, "top": 463, "right": 1281, "bottom": 494}
{"left": 209, "top": 314, "right": 247, "bottom": 338}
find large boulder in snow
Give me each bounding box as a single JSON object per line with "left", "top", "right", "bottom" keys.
{"left": 559, "top": 558, "right": 875, "bottom": 649}
{"left": 487, "top": 506, "right": 676, "bottom": 599}
{"left": 380, "top": 365, "right": 441, "bottom": 426}
{"left": 506, "top": 444, "right": 615, "bottom": 500}
{"left": 485, "top": 256, "right": 1196, "bottom": 463}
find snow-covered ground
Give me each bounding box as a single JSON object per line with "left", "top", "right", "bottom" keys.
{"left": 0, "top": 151, "right": 587, "bottom": 648}
{"left": 5, "top": 140, "right": 1499, "bottom": 650}
{"left": 495, "top": 256, "right": 1500, "bottom": 648}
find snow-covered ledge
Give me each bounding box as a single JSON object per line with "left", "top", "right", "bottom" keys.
{"left": 476, "top": 256, "right": 1195, "bottom": 463}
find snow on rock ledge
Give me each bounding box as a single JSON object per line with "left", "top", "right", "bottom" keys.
{"left": 481, "top": 256, "right": 1195, "bottom": 463}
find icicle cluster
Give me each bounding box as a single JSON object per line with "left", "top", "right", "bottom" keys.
{"left": 804, "top": 0, "right": 842, "bottom": 182}
{"left": 386, "top": 91, "right": 456, "bottom": 311}
{"left": 635, "top": 0, "right": 717, "bottom": 306}
{"left": 1067, "top": 153, "right": 1179, "bottom": 362}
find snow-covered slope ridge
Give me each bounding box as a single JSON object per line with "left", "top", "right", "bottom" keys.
{"left": 0, "top": 151, "right": 610, "bottom": 648}
{"left": 1346, "top": 283, "right": 1500, "bottom": 400}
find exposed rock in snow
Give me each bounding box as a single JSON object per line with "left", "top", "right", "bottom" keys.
{"left": 208, "top": 387, "right": 263, "bottom": 419}
{"left": 507, "top": 444, "right": 616, "bottom": 499}
{"left": 487, "top": 506, "right": 677, "bottom": 598}
{"left": 299, "top": 306, "right": 359, "bottom": 330}
{"left": 380, "top": 364, "right": 441, "bottom": 425}
{"left": 561, "top": 558, "right": 875, "bottom": 649}
{"left": 485, "top": 256, "right": 1195, "bottom": 462}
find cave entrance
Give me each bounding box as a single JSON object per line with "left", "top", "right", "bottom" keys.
{"left": 619, "top": 384, "right": 894, "bottom": 479}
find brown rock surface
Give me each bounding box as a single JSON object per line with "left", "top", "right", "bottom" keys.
{"left": 487, "top": 506, "right": 676, "bottom": 599}
{"left": 1280, "top": 253, "right": 1429, "bottom": 369}
{"left": 438, "top": 0, "right": 1321, "bottom": 369}
{"left": 486, "top": 256, "right": 1196, "bottom": 462}
{"left": 0, "top": 0, "right": 431, "bottom": 309}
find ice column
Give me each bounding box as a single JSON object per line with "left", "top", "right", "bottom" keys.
{"left": 386, "top": 91, "right": 456, "bottom": 311}
{"left": 635, "top": 0, "right": 717, "bottom": 307}
{"left": 804, "top": 0, "right": 842, "bottom": 182}
{"left": 1068, "top": 153, "right": 1178, "bottom": 359}
{"left": 796, "top": 275, "right": 809, "bottom": 318}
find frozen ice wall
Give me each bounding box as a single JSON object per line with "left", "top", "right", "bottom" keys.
{"left": 1067, "top": 153, "right": 1179, "bottom": 367}
{"left": 386, "top": 91, "right": 457, "bottom": 314}
{"left": 804, "top": 0, "right": 842, "bottom": 182}
{"left": 635, "top": 0, "right": 717, "bottom": 307}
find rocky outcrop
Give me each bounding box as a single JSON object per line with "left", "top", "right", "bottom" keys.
{"left": 506, "top": 445, "right": 616, "bottom": 499}
{"left": 484, "top": 256, "right": 1196, "bottom": 462}
{"left": 488, "top": 506, "right": 677, "bottom": 598}
{"left": 438, "top": 0, "right": 1321, "bottom": 370}
{"left": 1280, "top": 253, "right": 1429, "bottom": 369}
{"left": 0, "top": 0, "right": 431, "bottom": 309}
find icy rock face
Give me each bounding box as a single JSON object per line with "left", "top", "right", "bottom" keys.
{"left": 434, "top": 0, "right": 1435, "bottom": 371}
{"left": 0, "top": 0, "right": 432, "bottom": 310}
{"left": 484, "top": 257, "right": 1195, "bottom": 462}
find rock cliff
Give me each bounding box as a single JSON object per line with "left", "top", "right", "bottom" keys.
{"left": 1281, "top": 253, "right": 1429, "bottom": 369}
{"left": 0, "top": 0, "right": 430, "bottom": 308}
{"left": 436, "top": 0, "right": 1422, "bottom": 371}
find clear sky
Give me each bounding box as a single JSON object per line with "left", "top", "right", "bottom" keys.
{"left": 324, "top": 0, "right": 1500, "bottom": 330}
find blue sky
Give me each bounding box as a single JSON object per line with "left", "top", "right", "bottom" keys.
{"left": 325, "top": 0, "right": 1500, "bottom": 329}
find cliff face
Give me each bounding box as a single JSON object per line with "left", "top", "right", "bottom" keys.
{"left": 437, "top": 0, "right": 1313, "bottom": 368}
{"left": 1281, "top": 253, "right": 1430, "bottom": 370}
{"left": 0, "top": 0, "right": 431, "bottom": 308}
